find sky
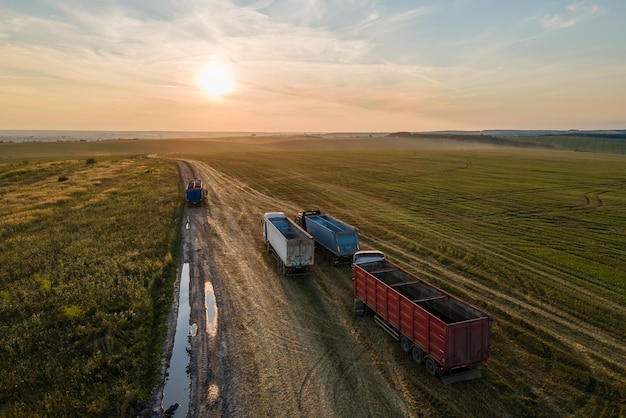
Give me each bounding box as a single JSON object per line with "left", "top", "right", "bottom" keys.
{"left": 1, "top": 0, "right": 625, "bottom": 132}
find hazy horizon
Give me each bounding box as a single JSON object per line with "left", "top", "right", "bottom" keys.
{"left": 2, "top": 1, "right": 625, "bottom": 132}
{"left": 2, "top": 127, "right": 625, "bottom": 144}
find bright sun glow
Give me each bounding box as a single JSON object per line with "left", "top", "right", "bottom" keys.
{"left": 198, "top": 63, "right": 235, "bottom": 99}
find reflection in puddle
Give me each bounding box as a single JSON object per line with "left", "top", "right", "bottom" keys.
{"left": 208, "top": 383, "right": 220, "bottom": 404}
{"left": 205, "top": 281, "right": 219, "bottom": 401}
{"left": 205, "top": 282, "right": 218, "bottom": 337}
{"left": 161, "top": 263, "right": 191, "bottom": 417}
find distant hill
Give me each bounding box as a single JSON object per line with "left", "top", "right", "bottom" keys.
{"left": 387, "top": 130, "right": 626, "bottom": 154}
{"left": 414, "top": 129, "right": 626, "bottom": 138}
{"left": 386, "top": 131, "right": 548, "bottom": 148}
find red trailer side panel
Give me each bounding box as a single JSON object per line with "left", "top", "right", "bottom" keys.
{"left": 353, "top": 259, "right": 490, "bottom": 372}
{"left": 428, "top": 316, "right": 447, "bottom": 365}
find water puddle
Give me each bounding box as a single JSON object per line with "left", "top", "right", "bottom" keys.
{"left": 205, "top": 280, "right": 219, "bottom": 402}
{"left": 161, "top": 263, "right": 191, "bottom": 417}
{"left": 205, "top": 282, "right": 218, "bottom": 337}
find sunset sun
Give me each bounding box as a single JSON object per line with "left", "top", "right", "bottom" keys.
{"left": 198, "top": 62, "right": 235, "bottom": 99}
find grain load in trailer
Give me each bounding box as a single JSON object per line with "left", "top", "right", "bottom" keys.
{"left": 295, "top": 210, "right": 360, "bottom": 265}
{"left": 353, "top": 250, "right": 491, "bottom": 384}
{"left": 263, "top": 212, "right": 315, "bottom": 275}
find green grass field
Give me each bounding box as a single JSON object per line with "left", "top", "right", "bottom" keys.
{"left": 0, "top": 157, "right": 182, "bottom": 416}
{"left": 1, "top": 135, "right": 625, "bottom": 417}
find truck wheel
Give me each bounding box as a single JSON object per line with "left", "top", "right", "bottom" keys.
{"left": 411, "top": 346, "right": 424, "bottom": 364}
{"left": 424, "top": 356, "right": 439, "bottom": 376}
{"left": 354, "top": 299, "right": 366, "bottom": 316}
{"left": 399, "top": 336, "right": 412, "bottom": 354}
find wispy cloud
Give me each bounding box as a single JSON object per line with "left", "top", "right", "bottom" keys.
{"left": 1, "top": 0, "right": 623, "bottom": 131}
{"left": 541, "top": 2, "right": 602, "bottom": 29}
{"left": 351, "top": 5, "right": 435, "bottom": 34}
{"left": 542, "top": 15, "right": 577, "bottom": 29}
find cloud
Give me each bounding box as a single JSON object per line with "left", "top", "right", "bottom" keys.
{"left": 351, "top": 5, "right": 435, "bottom": 34}
{"left": 541, "top": 15, "right": 577, "bottom": 29}
{"left": 567, "top": 2, "right": 599, "bottom": 13}
{"left": 383, "top": 6, "right": 435, "bottom": 25}
{"left": 541, "top": 2, "right": 602, "bottom": 29}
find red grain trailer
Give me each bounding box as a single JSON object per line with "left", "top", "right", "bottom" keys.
{"left": 353, "top": 250, "right": 491, "bottom": 384}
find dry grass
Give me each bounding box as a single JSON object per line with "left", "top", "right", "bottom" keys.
{"left": 0, "top": 156, "right": 182, "bottom": 417}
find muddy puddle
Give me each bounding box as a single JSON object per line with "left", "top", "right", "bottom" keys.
{"left": 161, "top": 263, "right": 191, "bottom": 416}
{"left": 161, "top": 259, "right": 220, "bottom": 416}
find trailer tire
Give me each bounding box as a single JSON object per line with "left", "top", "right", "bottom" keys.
{"left": 411, "top": 346, "right": 424, "bottom": 364}
{"left": 354, "top": 299, "right": 366, "bottom": 317}
{"left": 399, "top": 336, "right": 412, "bottom": 354}
{"left": 424, "top": 356, "right": 439, "bottom": 376}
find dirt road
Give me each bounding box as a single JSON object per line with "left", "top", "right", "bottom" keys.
{"left": 153, "top": 159, "right": 507, "bottom": 418}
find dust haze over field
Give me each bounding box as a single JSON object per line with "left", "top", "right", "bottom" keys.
{"left": 255, "top": 135, "right": 498, "bottom": 152}
{"left": 0, "top": 134, "right": 496, "bottom": 162}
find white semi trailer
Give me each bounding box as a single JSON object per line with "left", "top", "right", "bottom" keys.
{"left": 263, "top": 212, "right": 315, "bottom": 275}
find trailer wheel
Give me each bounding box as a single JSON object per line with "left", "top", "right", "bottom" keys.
{"left": 399, "top": 336, "right": 412, "bottom": 354}
{"left": 424, "top": 356, "right": 439, "bottom": 376}
{"left": 354, "top": 299, "right": 366, "bottom": 317}
{"left": 411, "top": 346, "right": 424, "bottom": 364}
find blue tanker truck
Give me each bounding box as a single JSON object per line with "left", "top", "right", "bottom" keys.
{"left": 295, "top": 210, "right": 360, "bottom": 265}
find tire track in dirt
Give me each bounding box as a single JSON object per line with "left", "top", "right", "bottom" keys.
{"left": 583, "top": 190, "right": 606, "bottom": 208}
{"left": 146, "top": 160, "right": 215, "bottom": 417}
{"left": 200, "top": 166, "right": 508, "bottom": 417}
{"left": 183, "top": 160, "right": 421, "bottom": 417}
{"left": 198, "top": 166, "right": 312, "bottom": 416}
